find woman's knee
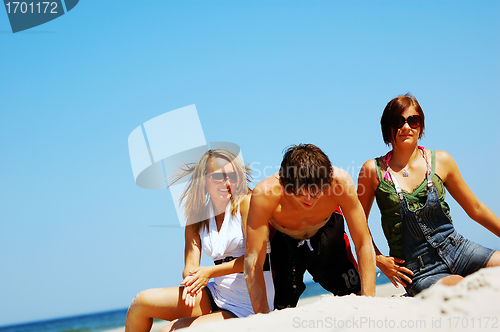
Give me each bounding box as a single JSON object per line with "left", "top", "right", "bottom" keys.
{"left": 436, "top": 274, "right": 463, "bottom": 286}
{"left": 128, "top": 289, "right": 158, "bottom": 314}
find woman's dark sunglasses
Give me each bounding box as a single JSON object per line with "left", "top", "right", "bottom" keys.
{"left": 392, "top": 115, "right": 421, "bottom": 129}
{"left": 209, "top": 172, "right": 238, "bottom": 184}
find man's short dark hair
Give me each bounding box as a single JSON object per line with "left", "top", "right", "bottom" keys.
{"left": 279, "top": 144, "right": 332, "bottom": 197}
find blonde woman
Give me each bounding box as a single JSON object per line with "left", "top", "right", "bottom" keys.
{"left": 125, "top": 149, "right": 274, "bottom": 331}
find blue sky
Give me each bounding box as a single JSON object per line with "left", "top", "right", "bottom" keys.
{"left": 1, "top": 0, "right": 499, "bottom": 327}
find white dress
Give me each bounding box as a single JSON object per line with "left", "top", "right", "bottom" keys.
{"left": 199, "top": 204, "right": 274, "bottom": 317}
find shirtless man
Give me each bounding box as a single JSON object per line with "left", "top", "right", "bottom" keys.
{"left": 244, "top": 144, "right": 375, "bottom": 313}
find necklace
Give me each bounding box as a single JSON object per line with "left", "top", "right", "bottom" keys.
{"left": 392, "top": 149, "right": 421, "bottom": 177}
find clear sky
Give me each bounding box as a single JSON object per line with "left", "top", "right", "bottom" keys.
{"left": 1, "top": 0, "right": 499, "bottom": 327}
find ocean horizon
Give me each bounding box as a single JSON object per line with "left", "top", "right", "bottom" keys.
{"left": 0, "top": 275, "right": 391, "bottom": 332}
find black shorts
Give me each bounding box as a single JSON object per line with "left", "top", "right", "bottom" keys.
{"left": 270, "top": 212, "right": 361, "bottom": 309}
{"left": 203, "top": 287, "right": 237, "bottom": 317}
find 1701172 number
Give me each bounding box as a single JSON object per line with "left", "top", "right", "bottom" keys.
{"left": 5, "top": 2, "right": 58, "bottom": 14}
{"left": 447, "top": 317, "right": 498, "bottom": 329}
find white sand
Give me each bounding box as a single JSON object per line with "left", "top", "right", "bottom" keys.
{"left": 107, "top": 267, "right": 500, "bottom": 332}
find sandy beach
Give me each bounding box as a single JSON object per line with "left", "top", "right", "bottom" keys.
{"left": 108, "top": 267, "right": 500, "bottom": 332}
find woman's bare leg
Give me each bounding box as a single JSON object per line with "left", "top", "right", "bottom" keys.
{"left": 159, "top": 311, "right": 235, "bottom": 332}
{"left": 434, "top": 251, "right": 500, "bottom": 288}
{"left": 435, "top": 275, "right": 464, "bottom": 286}
{"left": 125, "top": 287, "right": 213, "bottom": 332}
{"left": 485, "top": 251, "right": 500, "bottom": 267}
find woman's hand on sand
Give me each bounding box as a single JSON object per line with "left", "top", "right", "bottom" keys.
{"left": 377, "top": 255, "right": 413, "bottom": 288}
{"left": 180, "top": 267, "right": 210, "bottom": 306}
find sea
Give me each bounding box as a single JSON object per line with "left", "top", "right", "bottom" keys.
{"left": 0, "top": 275, "right": 390, "bottom": 332}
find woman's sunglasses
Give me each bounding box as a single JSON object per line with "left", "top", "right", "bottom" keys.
{"left": 208, "top": 172, "right": 238, "bottom": 184}
{"left": 392, "top": 115, "right": 421, "bottom": 129}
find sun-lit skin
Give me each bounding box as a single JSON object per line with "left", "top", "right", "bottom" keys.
{"left": 267, "top": 186, "right": 330, "bottom": 239}
{"left": 387, "top": 106, "right": 429, "bottom": 193}
{"left": 245, "top": 162, "right": 377, "bottom": 314}
{"left": 289, "top": 188, "right": 324, "bottom": 210}
{"left": 125, "top": 152, "right": 254, "bottom": 332}
{"left": 392, "top": 106, "right": 421, "bottom": 149}
{"left": 358, "top": 98, "right": 500, "bottom": 290}
{"left": 268, "top": 179, "right": 337, "bottom": 240}
{"left": 205, "top": 157, "right": 237, "bottom": 215}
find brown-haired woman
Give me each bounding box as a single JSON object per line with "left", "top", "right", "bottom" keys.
{"left": 357, "top": 93, "right": 500, "bottom": 296}
{"left": 125, "top": 149, "right": 274, "bottom": 331}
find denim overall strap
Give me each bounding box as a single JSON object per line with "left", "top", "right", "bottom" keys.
{"left": 386, "top": 150, "right": 455, "bottom": 263}
{"left": 392, "top": 153, "right": 456, "bottom": 279}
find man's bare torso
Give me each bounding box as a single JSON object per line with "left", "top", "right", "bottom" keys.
{"left": 266, "top": 175, "right": 341, "bottom": 240}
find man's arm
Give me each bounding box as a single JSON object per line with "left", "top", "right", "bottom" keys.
{"left": 244, "top": 180, "right": 279, "bottom": 313}
{"left": 334, "top": 168, "right": 376, "bottom": 296}
{"left": 357, "top": 159, "right": 413, "bottom": 288}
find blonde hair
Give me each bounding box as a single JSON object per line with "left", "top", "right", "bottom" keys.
{"left": 169, "top": 148, "right": 252, "bottom": 234}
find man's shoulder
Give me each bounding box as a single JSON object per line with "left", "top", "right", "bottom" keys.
{"left": 324, "top": 166, "right": 356, "bottom": 198}
{"left": 250, "top": 175, "right": 282, "bottom": 214}
{"left": 331, "top": 166, "right": 352, "bottom": 184}
{"left": 254, "top": 173, "right": 281, "bottom": 194}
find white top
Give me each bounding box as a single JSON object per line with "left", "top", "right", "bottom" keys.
{"left": 200, "top": 204, "right": 274, "bottom": 317}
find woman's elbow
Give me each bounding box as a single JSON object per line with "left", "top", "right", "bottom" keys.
{"left": 466, "top": 201, "right": 484, "bottom": 221}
